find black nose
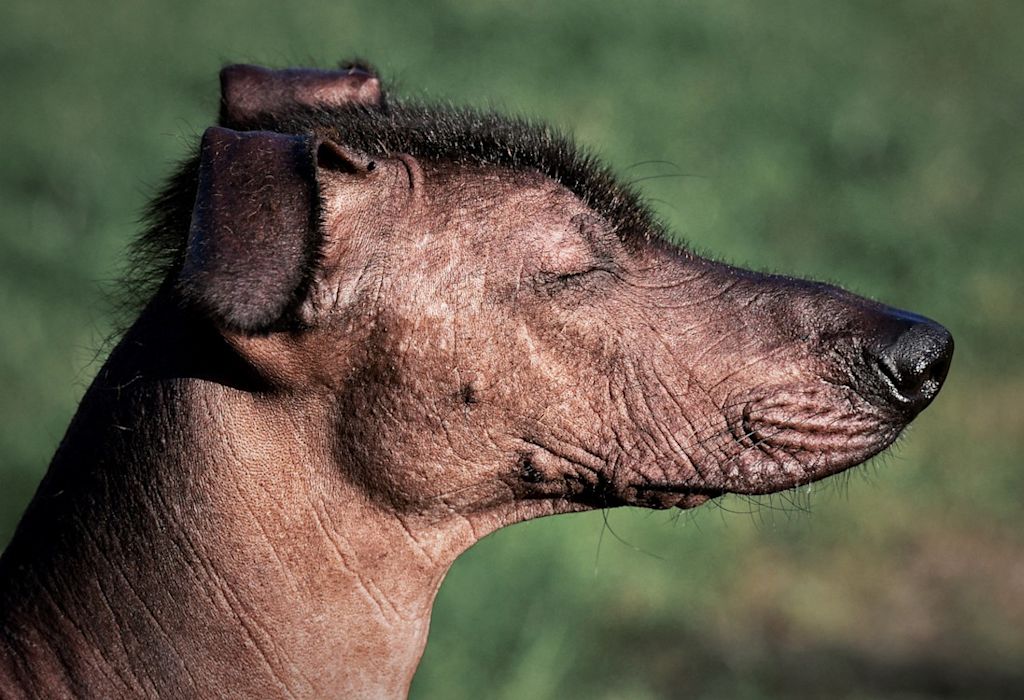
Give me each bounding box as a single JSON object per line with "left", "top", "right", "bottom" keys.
{"left": 868, "top": 312, "right": 953, "bottom": 414}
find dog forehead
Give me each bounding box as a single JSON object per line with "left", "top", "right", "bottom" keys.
{"left": 257, "top": 99, "right": 663, "bottom": 245}
{"left": 421, "top": 165, "right": 585, "bottom": 221}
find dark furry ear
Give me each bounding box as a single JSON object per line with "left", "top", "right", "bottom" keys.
{"left": 220, "top": 63, "right": 384, "bottom": 128}
{"left": 179, "top": 126, "right": 331, "bottom": 333}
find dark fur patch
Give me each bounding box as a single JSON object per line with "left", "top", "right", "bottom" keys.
{"left": 125, "top": 94, "right": 665, "bottom": 315}
{"left": 260, "top": 101, "right": 664, "bottom": 244}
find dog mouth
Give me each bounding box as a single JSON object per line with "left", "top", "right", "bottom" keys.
{"left": 521, "top": 381, "right": 907, "bottom": 513}
{"left": 566, "top": 478, "right": 726, "bottom": 511}
{"left": 709, "top": 387, "right": 904, "bottom": 496}
{"left": 625, "top": 389, "right": 904, "bottom": 508}
{"left": 632, "top": 485, "right": 725, "bottom": 509}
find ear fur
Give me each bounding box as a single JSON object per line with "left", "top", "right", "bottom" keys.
{"left": 179, "top": 126, "right": 325, "bottom": 333}
{"left": 219, "top": 63, "right": 384, "bottom": 128}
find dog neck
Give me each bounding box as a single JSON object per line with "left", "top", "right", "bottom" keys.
{"left": 0, "top": 302, "right": 480, "bottom": 699}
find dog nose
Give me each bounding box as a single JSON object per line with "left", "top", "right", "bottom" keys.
{"left": 869, "top": 313, "right": 953, "bottom": 414}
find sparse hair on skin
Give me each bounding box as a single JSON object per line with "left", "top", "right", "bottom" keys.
{"left": 124, "top": 91, "right": 667, "bottom": 318}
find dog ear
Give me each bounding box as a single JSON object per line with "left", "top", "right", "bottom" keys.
{"left": 179, "top": 126, "right": 365, "bottom": 333}
{"left": 219, "top": 63, "right": 383, "bottom": 128}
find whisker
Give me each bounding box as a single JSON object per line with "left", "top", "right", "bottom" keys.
{"left": 624, "top": 159, "right": 683, "bottom": 172}
{"left": 593, "top": 508, "right": 609, "bottom": 575}
{"left": 600, "top": 509, "right": 665, "bottom": 561}
{"left": 629, "top": 172, "right": 706, "bottom": 185}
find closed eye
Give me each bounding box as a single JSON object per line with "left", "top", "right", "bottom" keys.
{"left": 556, "top": 262, "right": 618, "bottom": 282}
{"left": 535, "top": 215, "right": 624, "bottom": 294}
{"left": 544, "top": 261, "right": 621, "bottom": 292}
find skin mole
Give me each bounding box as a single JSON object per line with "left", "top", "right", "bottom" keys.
{"left": 458, "top": 381, "right": 478, "bottom": 406}
{"left": 518, "top": 452, "right": 543, "bottom": 483}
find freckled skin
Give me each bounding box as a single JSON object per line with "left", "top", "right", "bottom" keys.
{"left": 0, "top": 64, "right": 951, "bottom": 698}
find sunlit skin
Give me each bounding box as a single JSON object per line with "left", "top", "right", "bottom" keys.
{"left": 0, "top": 63, "right": 951, "bottom": 699}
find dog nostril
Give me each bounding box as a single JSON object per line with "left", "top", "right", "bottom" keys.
{"left": 872, "top": 317, "right": 954, "bottom": 412}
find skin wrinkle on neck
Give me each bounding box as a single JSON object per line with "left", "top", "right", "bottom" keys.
{"left": 0, "top": 316, "right": 479, "bottom": 699}
{"left": 194, "top": 384, "right": 468, "bottom": 691}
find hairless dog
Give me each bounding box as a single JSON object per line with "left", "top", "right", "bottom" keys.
{"left": 0, "top": 63, "right": 952, "bottom": 698}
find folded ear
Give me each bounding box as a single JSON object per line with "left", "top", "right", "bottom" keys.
{"left": 180, "top": 126, "right": 364, "bottom": 333}
{"left": 220, "top": 63, "right": 384, "bottom": 128}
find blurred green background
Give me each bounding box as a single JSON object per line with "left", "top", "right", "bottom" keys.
{"left": 2, "top": 1, "right": 1022, "bottom": 697}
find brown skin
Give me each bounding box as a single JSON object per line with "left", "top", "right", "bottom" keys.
{"left": 0, "top": 65, "right": 951, "bottom": 698}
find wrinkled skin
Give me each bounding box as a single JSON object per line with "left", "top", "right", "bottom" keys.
{"left": 313, "top": 163, "right": 931, "bottom": 520}
{"left": 0, "top": 64, "right": 951, "bottom": 699}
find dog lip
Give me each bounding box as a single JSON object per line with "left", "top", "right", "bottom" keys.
{"left": 674, "top": 493, "right": 715, "bottom": 508}
{"left": 635, "top": 484, "right": 725, "bottom": 508}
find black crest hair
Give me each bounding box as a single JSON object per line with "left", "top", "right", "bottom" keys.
{"left": 125, "top": 93, "right": 665, "bottom": 312}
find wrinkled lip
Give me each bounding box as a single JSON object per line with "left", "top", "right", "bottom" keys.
{"left": 673, "top": 492, "right": 718, "bottom": 508}
{"left": 635, "top": 484, "right": 726, "bottom": 509}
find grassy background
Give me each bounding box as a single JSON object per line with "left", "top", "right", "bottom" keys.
{"left": 2, "top": 1, "right": 1022, "bottom": 697}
